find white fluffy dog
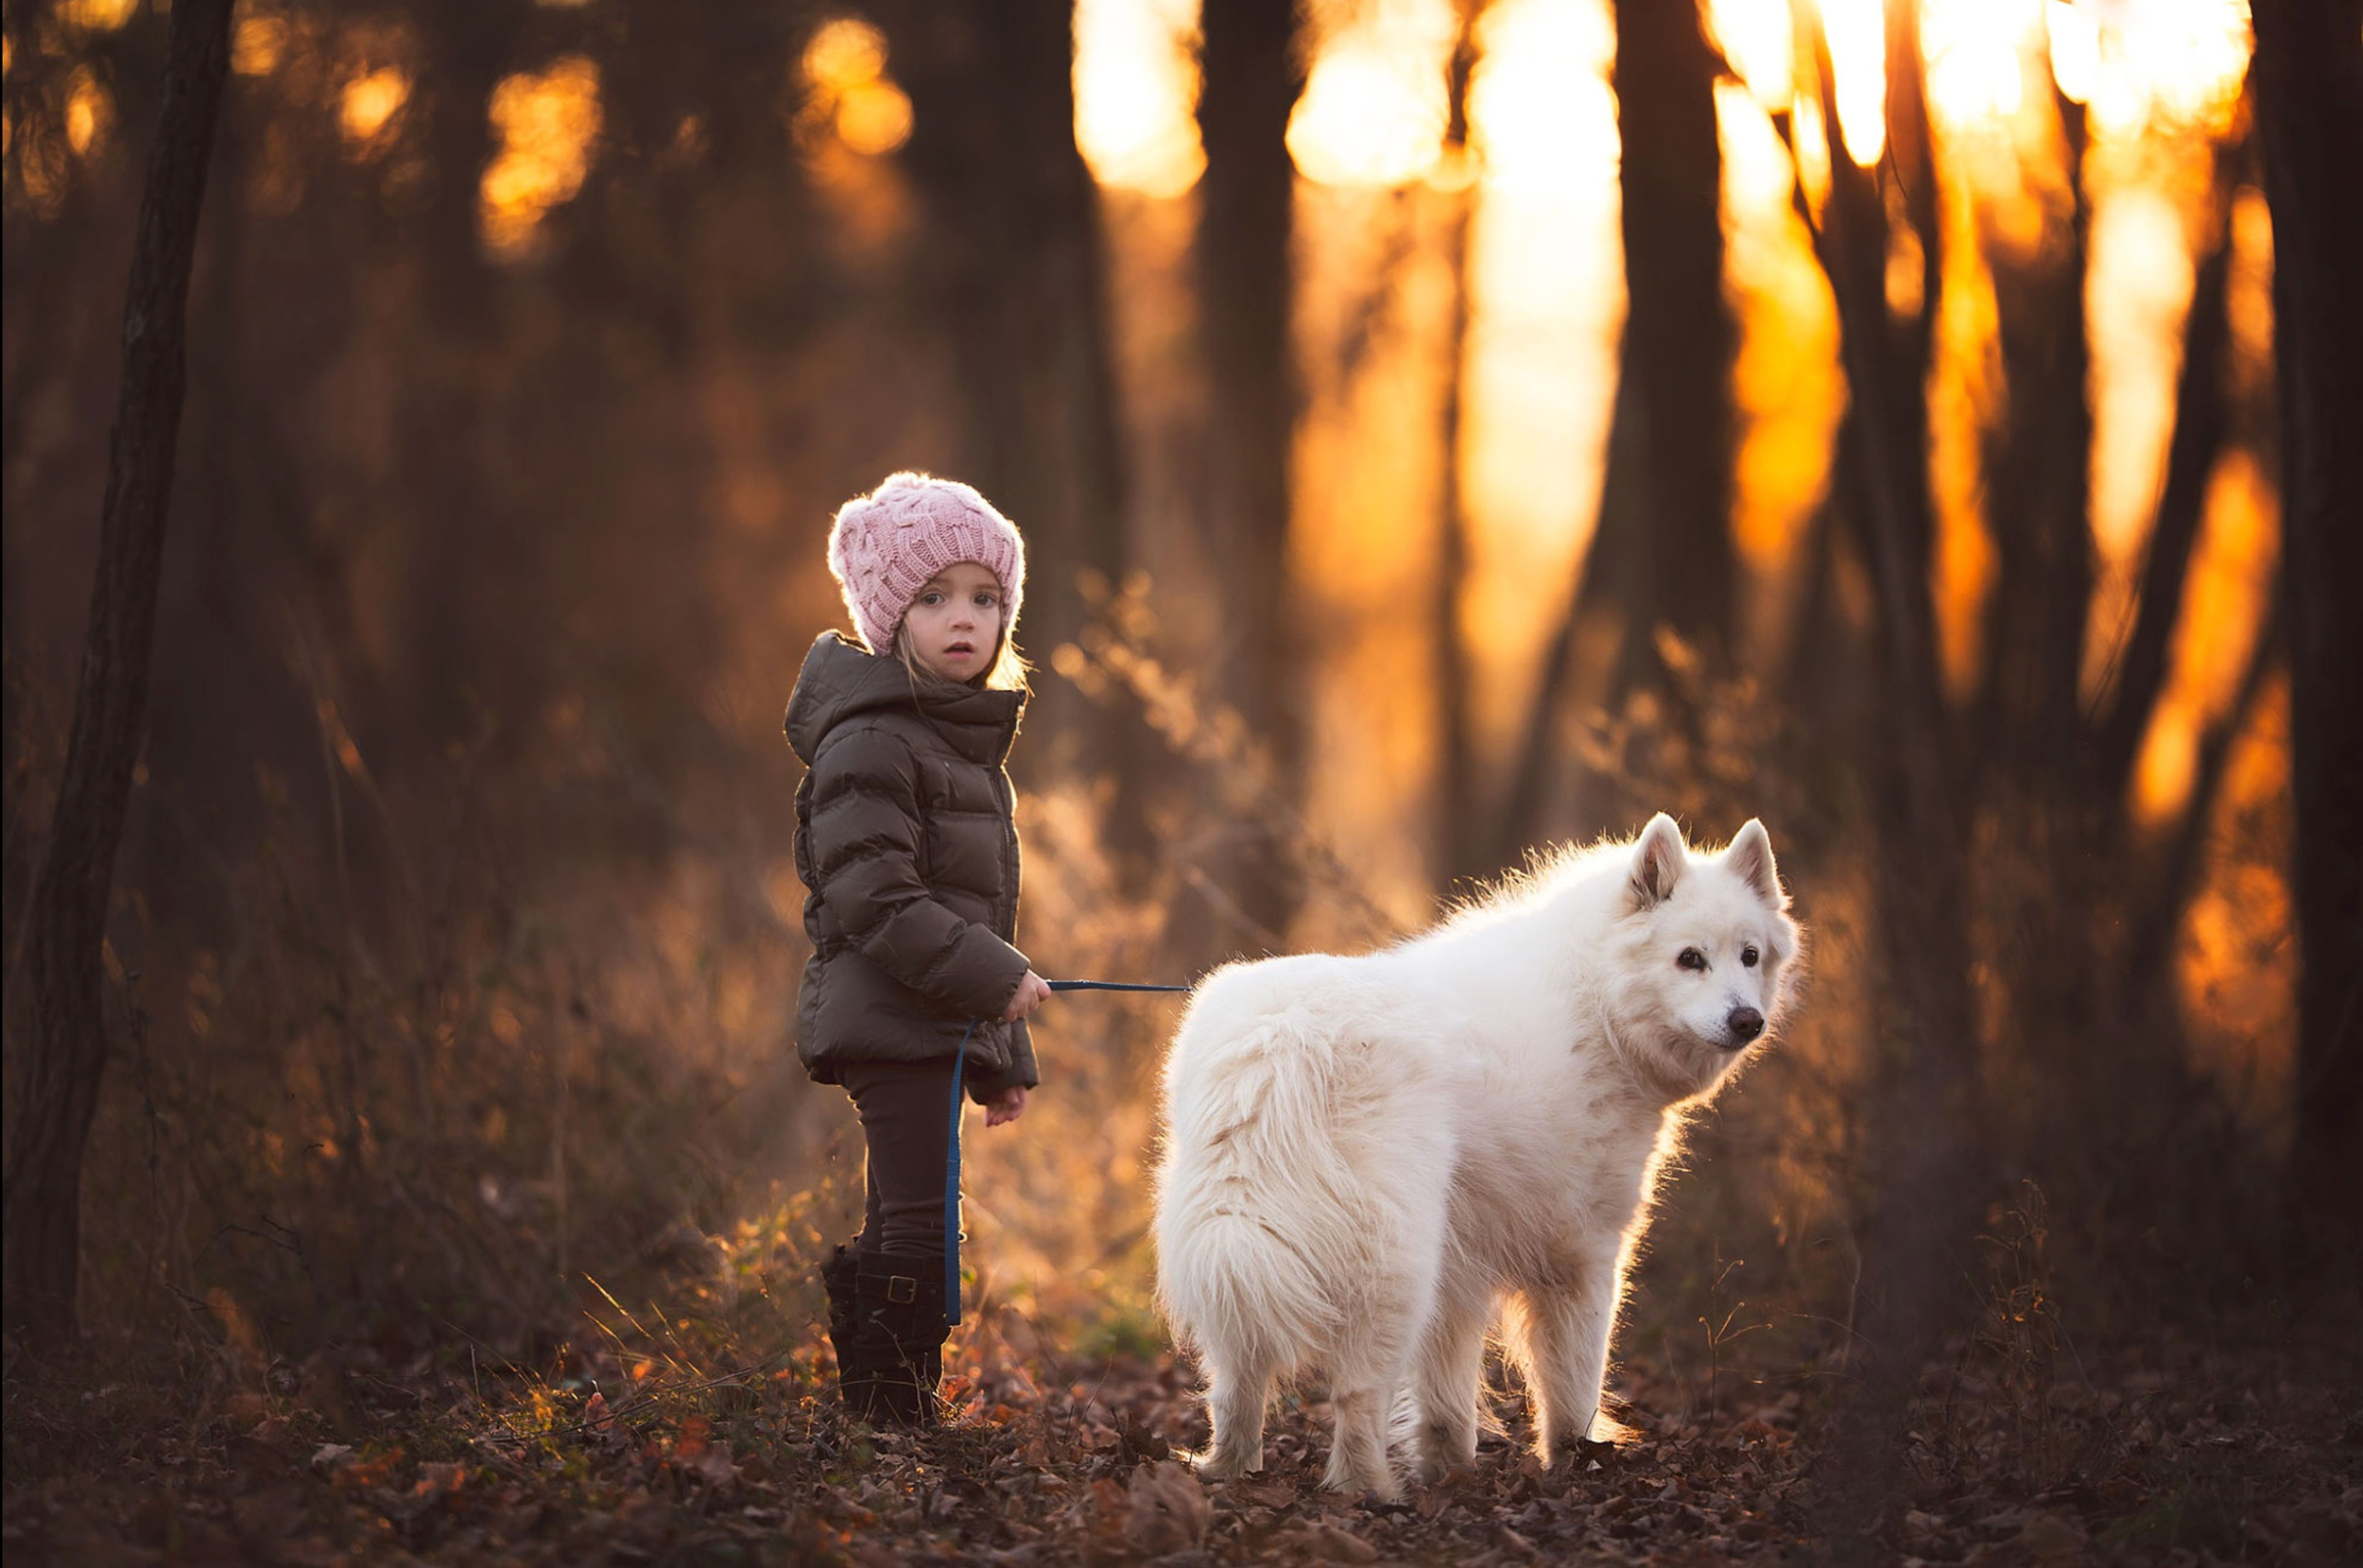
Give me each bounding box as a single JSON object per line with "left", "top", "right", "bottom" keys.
{"left": 1151, "top": 815, "right": 1800, "bottom": 1497}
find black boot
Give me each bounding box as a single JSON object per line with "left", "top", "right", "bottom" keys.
{"left": 842, "top": 1249, "right": 949, "bottom": 1427}
{"left": 819, "top": 1245, "right": 860, "bottom": 1387}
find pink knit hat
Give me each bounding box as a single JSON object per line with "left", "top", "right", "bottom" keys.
{"left": 826, "top": 472, "right": 1026, "bottom": 656}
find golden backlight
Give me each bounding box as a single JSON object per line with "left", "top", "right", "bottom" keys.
{"left": 1286, "top": 2, "right": 1457, "bottom": 189}
{"left": 480, "top": 57, "right": 604, "bottom": 259}
{"left": 338, "top": 67, "right": 412, "bottom": 151}
{"left": 1074, "top": 0, "right": 1204, "bottom": 197}
{"left": 1074, "top": 0, "right": 2268, "bottom": 927}
{"left": 802, "top": 19, "right": 913, "bottom": 158}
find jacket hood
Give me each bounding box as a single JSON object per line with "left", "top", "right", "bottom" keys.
{"left": 785, "top": 631, "right": 1023, "bottom": 766}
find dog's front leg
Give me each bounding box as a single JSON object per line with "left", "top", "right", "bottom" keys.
{"left": 1517, "top": 1261, "right": 1619, "bottom": 1462}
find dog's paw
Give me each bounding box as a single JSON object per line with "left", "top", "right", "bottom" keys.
{"left": 1186, "top": 1446, "right": 1261, "bottom": 1481}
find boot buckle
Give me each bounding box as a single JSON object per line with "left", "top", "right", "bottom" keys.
{"left": 886, "top": 1274, "right": 918, "bottom": 1304}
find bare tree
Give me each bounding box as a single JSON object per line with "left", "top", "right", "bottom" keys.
{"left": 2251, "top": 0, "right": 2363, "bottom": 1273}
{"left": 1776, "top": 0, "right": 2301, "bottom": 1542}
{"left": 1434, "top": 2, "right": 1482, "bottom": 887}
{"left": 3, "top": 0, "right": 235, "bottom": 1344}
{"left": 873, "top": 0, "right": 1132, "bottom": 743}
{"left": 1493, "top": 0, "right": 1733, "bottom": 865}
{"left": 1788, "top": 3, "right": 1981, "bottom": 1551}
{"left": 1976, "top": 87, "right": 2094, "bottom": 789}
{"left": 1586, "top": 0, "right": 1738, "bottom": 683}
{"left": 1195, "top": 0, "right": 1309, "bottom": 942}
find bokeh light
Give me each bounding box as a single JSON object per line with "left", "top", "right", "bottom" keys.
{"left": 1075, "top": 0, "right": 1205, "bottom": 197}
{"left": 801, "top": 18, "right": 915, "bottom": 158}
{"left": 480, "top": 57, "right": 604, "bottom": 259}
{"left": 1287, "top": 0, "right": 1456, "bottom": 188}
{"left": 338, "top": 66, "right": 411, "bottom": 151}
{"left": 1820, "top": 0, "right": 1889, "bottom": 165}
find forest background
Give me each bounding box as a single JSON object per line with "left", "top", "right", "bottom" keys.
{"left": 3, "top": 0, "right": 2357, "bottom": 1562}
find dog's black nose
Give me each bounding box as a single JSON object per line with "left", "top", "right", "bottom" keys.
{"left": 1727, "top": 1007, "right": 1765, "bottom": 1043}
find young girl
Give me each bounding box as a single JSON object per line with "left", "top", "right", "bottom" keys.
{"left": 785, "top": 472, "right": 1054, "bottom": 1426}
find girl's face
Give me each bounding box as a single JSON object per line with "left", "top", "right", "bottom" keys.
{"left": 900, "top": 561, "right": 1005, "bottom": 683}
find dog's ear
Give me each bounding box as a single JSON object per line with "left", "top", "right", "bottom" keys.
{"left": 1721, "top": 818, "right": 1785, "bottom": 908}
{"left": 1628, "top": 813, "right": 1687, "bottom": 908}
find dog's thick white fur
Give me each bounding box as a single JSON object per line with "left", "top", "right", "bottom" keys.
{"left": 1151, "top": 815, "right": 1800, "bottom": 1497}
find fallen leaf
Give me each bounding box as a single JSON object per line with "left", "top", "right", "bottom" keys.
{"left": 1231, "top": 1479, "right": 1295, "bottom": 1508}
{"left": 684, "top": 1440, "right": 740, "bottom": 1489}
{"left": 327, "top": 1449, "right": 402, "bottom": 1494}
{"left": 2014, "top": 1512, "right": 2087, "bottom": 1564}
{"left": 1124, "top": 1459, "right": 1209, "bottom": 1553}
{"left": 1306, "top": 1522, "right": 1380, "bottom": 1562}
{"left": 413, "top": 1462, "right": 467, "bottom": 1508}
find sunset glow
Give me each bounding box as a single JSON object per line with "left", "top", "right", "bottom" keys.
{"left": 233, "top": 14, "right": 290, "bottom": 78}
{"left": 480, "top": 57, "right": 603, "bottom": 259}
{"left": 1074, "top": 0, "right": 1205, "bottom": 196}
{"left": 1286, "top": 1, "right": 1456, "bottom": 189}
{"left": 64, "top": 68, "right": 109, "bottom": 158}
{"left": 338, "top": 66, "right": 411, "bottom": 151}
{"left": 58, "top": 0, "right": 138, "bottom": 32}
{"left": 1708, "top": 0, "right": 1795, "bottom": 109}
{"left": 1923, "top": 0, "right": 2039, "bottom": 131}
{"left": 1469, "top": 0, "right": 1617, "bottom": 197}
{"left": 1720, "top": 81, "right": 1843, "bottom": 580}
{"left": 1820, "top": 0, "right": 1889, "bottom": 165}
{"left": 2071, "top": 0, "right": 2251, "bottom": 135}
{"left": 802, "top": 19, "right": 914, "bottom": 158}
{"left": 2132, "top": 450, "right": 2278, "bottom": 824}
{"left": 1, "top": 0, "right": 2321, "bottom": 1530}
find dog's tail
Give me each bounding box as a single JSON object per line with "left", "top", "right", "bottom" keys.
{"left": 1151, "top": 974, "right": 1383, "bottom": 1377}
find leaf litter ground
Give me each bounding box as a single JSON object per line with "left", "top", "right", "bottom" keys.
{"left": 5, "top": 1308, "right": 2354, "bottom": 1566}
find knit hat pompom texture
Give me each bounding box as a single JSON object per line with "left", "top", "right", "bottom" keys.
{"left": 828, "top": 473, "right": 1026, "bottom": 656}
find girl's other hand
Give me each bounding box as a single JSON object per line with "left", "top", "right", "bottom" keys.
{"left": 982, "top": 1086, "right": 1028, "bottom": 1127}
{"left": 1001, "top": 970, "right": 1053, "bottom": 1023}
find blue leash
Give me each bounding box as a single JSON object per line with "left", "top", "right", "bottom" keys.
{"left": 941, "top": 977, "right": 1193, "bottom": 1325}
{"left": 945, "top": 1023, "right": 973, "bottom": 1325}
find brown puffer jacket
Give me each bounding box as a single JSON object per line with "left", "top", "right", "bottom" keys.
{"left": 785, "top": 632, "right": 1037, "bottom": 1099}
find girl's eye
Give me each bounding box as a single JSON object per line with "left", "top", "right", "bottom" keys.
{"left": 1678, "top": 948, "right": 1707, "bottom": 972}
{"left": 919, "top": 592, "right": 943, "bottom": 606}
{"left": 1742, "top": 946, "right": 1760, "bottom": 968}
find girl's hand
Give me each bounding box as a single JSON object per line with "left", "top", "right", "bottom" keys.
{"left": 982, "top": 1086, "right": 1028, "bottom": 1127}
{"left": 1000, "top": 971, "right": 1053, "bottom": 1023}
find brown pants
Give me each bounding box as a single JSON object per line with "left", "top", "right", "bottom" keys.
{"left": 839, "top": 1059, "right": 960, "bottom": 1256}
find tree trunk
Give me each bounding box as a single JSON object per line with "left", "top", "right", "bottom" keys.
{"left": 876, "top": 0, "right": 1132, "bottom": 753}
{"left": 2251, "top": 0, "right": 2363, "bottom": 1274}
{"left": 1976, "top": 89, "right": 2094, "bottom": 785}
{"left": 1581, "top": 0, "right": 1735, "bottom": 692}
{"left": 3, "top": 0, "right": 235, "bottom": 1345}
{"left": 2095, "top": 168, "right": 2237, "bottom": 795}
{"left": 1434, "top": 5, "right": 1481, "bottom": 887}
{"left": 1195, "top": 0, "right": 1308, "bottom": 942}
{"left": 1796, "top": 3, "right": 1983, "bottom": 1551}
{"left": 1492, "top": 0, "right": 1731, "bottom": 868}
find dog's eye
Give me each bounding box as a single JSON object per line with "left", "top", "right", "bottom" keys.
{"left": 1742, "top": 946, "right": 1760, "bottom": 968}
{"left": 1677, "top": 948, "right": 1706, "bottom": 972}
